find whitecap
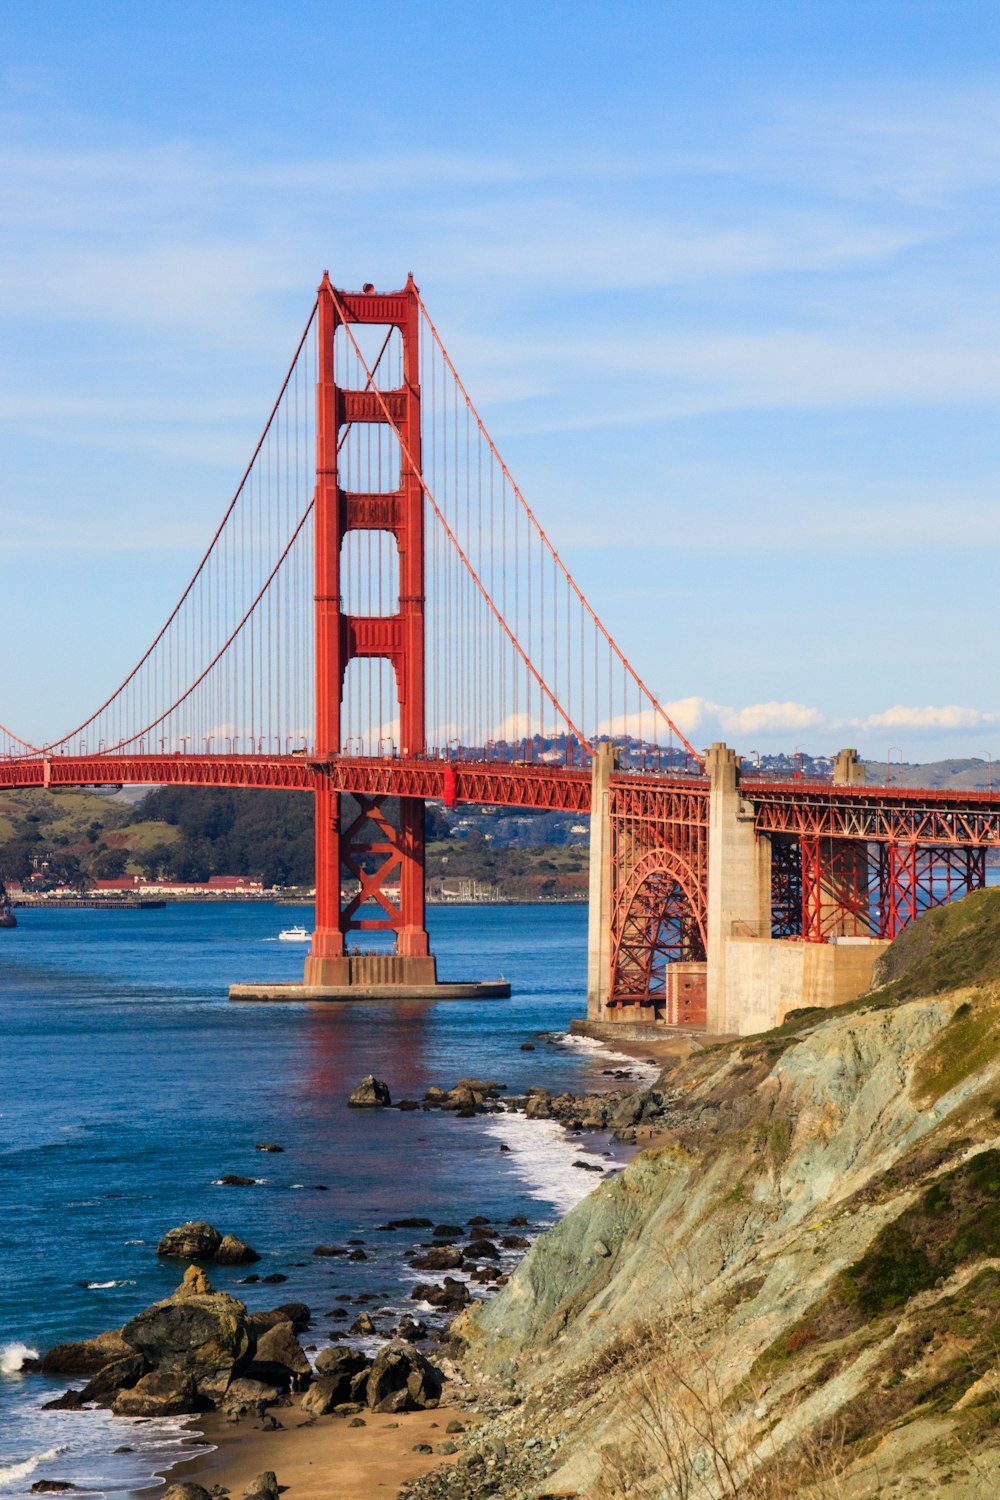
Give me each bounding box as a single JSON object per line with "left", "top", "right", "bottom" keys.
{"left": 549, "top": 1031, "right": 660, "bottom": 1083}
{"left": 478, "top": 1111, "right": 609, "bottom": 1216}
{"left": 82, "top": 1278, "right": 136, "bottom": 1289}
{"left": 0, "top": 1445, "right": 66, "bottom": 1487}
{"left": 0, "top": 1342, "right": 38, "bottom": 1376}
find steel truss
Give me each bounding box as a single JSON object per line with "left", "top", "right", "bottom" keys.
{"left": 607, "top": 779, "right": 709, "bottom": 1008}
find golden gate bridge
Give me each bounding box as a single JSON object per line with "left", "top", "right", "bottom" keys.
{"left": 2, "top": 275, "right": 998, "bottom": 1035}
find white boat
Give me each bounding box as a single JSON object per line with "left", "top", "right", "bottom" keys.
{"left": 278, "top": 924, "right": 311, "bottom": 942}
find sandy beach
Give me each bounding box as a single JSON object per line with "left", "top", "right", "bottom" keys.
{"left": 171, "top": 1399, "right": 478, "bottom": 1497}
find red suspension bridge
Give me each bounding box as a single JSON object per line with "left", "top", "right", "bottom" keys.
{"left": 3, "top": 276, "right": 998, "bottom": 1035}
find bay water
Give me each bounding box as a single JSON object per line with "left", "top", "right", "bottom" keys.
{"left": 0, "top": 902, "right": 650, "bottom": 1496}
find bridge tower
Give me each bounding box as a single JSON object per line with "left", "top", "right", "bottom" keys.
{"left": 304, "top": 275, "right": 435, "bottom": 987}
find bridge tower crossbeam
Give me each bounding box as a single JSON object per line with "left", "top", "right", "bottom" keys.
{"left": 305, "top": 274, "right": 435, "bottom": 987}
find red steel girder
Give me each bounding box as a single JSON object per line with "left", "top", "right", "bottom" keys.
{"left": 750, "top": 781, "right": 1000, "bottom": 848}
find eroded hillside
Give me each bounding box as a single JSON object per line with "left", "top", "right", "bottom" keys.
{"left": 415, "top": 890, "right": 1000, "bottom": 1499}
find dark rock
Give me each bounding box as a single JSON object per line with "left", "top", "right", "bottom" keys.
{"left": 350, "top": 1312, "right": 376, "bottom": 1335}
{"left": 312, "top": 1243, "right": 347, "bottom": 1256}
{"left": 112, "top": 1370, "right": 199, "bottom": 1416}
{"left": 432, "top": 1223, "right": 463, "bottom": 1237}
{"left": 394, "top": 1316, "right": 427, "bottom": 1342}
{"left": 313, "top": 1345, "right": 368, "bottom": 1403}
{"left": 348, "top": 1075, "right": 391, "bottom": 1108}
{"left": 573, "top": 1159, "right": 604, "bottom": 1172}
{"left": 255, "top": 1143, "right": 284, "bottom": 1152}
{"left": 260, "top": 1273, "right": 287, "bottom": 1284}
{"left": 435, "top": 1441, "right": 458, "bottom": 1454}
{"left": 348, "top": 1416, "right": 367, "bottom": 1427}
{"left": 41, "top": 1389, "right": 85, "bottom": 1410}
{"left": 121, "top": 1288, "right": 255, "bottom": 1395}
{"left": 38, "top": 1330, "right": 133, "bottom": 1376}
{"left": 465, "top": 1239, "right": 500, "bottom": 1260}
{"left": 248, "top": 1476, "right": 278, "bottom": 1500}
{"left": 214, "top": 1234, "right": 259, "bottom": 1265}
{"left": 77, "top": 1353, "right": 149, "bottom": 1406}
{"left": 246, "top": 1321, "right": 309, "bottom": 1385}
{"left": 157, "top": 1221, "right": 223, "bottom": 1260}
{"left": 274, "top": 1301, "right": 311, "bottom": 1331}
{"left": 329, "top": 1308, "right": 348, "bottom": 1320}
{"left": 239, "top": 1274, "right": 260, "bottom": 1284}
{"left": 500, "top": 1234, "right": 530, "bottom": 1250}
{"left": 161, "top": 1485, "right": 214, "bottom": 1500}
{"left": 221, "top": 1377, "right": 279, "bottom": 1416}
{"left": 30, "top": 1485, "right": 79, "bottom": 1495}
{"left": 397, "top": 1099, "right": 420, "bottom": 1111}
{"left": 446, "top": 1418, "right": 466, "bottom": 1432}
{"left": 454, "top": 1077, "right": 507, "bottom": 1094}
{"left": 422, "top": 1087, "right": 447, "bottom": 1105}
{"left": 468, "top": 1215, "right": 491, "bottom": 1225}
{"left": 509, "top": 1215, "right": 528, "bottom": 1226}
{"left": 365, "top": 1340, "right": 444, "bottom": 1412}
{"left": 520, "top": 1042, "right": 535, "bottom": 1051}
{"left": 217, "top": 1174, "right": 256, "bottom": 1187}
{"left": 348, "top": 1248, "right": 368, "bottom": 1261}
{"left": 410, "top": 1245, "right": 463, "bottom": 1272}
{"left": 412, "top": 1443, "right": 433, "bottom": 1454}
{"left": 300, "top": 1377, "right": 338, "bottom": 1415}
{"left": 499, "top": 1143, "right": 512, "bottom": 1152}
{"left": 410, "top": 1277, "right": 470, "bottom": 1310}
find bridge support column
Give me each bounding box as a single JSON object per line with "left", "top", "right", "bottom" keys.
{"left": 586, "top": 743, "right": 619, "bottom": 1018}
{"left": 705, "top": 743, "right": 771, "bottom": 1036}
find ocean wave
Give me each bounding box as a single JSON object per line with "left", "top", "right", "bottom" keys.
{"left": 80, "top": 1278, "right": 136, "bottom": 1289}
{"left": 0, "top": 1446, "right": 66, "bottom": 1487}
{"left": 478, "top": 1110, "right": 611, "bottom": 1216}
{"left": 0, "top": 1341, "right": 39, "bottom": 1375}
{"left": 550, "top": 1031, "right": 660, "bottom": 1082}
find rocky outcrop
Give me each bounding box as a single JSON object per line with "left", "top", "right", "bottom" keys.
{"left": 246, "top": 1319, "right": 309, "bottom": 1386}
{"left": 156, "top": 1220, "right": 258, "bottom": 1264}
{"left": 111, "top": 1369, "right": 199, "bottom": 1416}
{"left": 365, "top": 1341, "right": 443, "bottom": 1413}
{"left": 214, "top": 1233, "right": 259, "bottom": 1264}
{"left": 76, "top": 1353, "right": 148, "bottom": 1406}
{"left": 348, "top": 1075, "right": 392, "bottom": 1107}
{"left": 34, "top": 1330, "right": 133, "bottom": 1376}
{"left": 156, "top": 1221, "right": 222, "bottom": 1259}
{"left": 121, "top": 1283, "right": 254, "bottom": 1401}
{"left": 220, "top": 1376, "right": 279, "bottom": 1417}
{"left": 413, "top": 898, "right": 1000, "bottom": 1500}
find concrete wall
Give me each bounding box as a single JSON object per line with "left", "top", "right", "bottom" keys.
{"left": 724, "top": 936, "right": 891, "bottom": 1036}
{"left": 705, "top": 743, "right": 771, "bottom": 1035}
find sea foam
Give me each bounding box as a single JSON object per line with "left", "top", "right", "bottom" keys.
{"left": 0, "top": 1445, "right": 65, "bottom": 1487}
{"left": 0, "top": 1341, "right": 38, "bottom": 1376}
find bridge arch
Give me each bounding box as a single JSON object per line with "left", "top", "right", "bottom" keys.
{"left": 610, "top": 846, "right": 707, "bottom": 1009}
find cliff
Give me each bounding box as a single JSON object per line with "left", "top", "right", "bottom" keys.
{"left": 426, "top": 890, "right": 1000, "bottom": 1498}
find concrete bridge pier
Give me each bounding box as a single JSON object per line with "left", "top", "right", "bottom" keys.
{"left": 704, "top": 743, "right": 771, "bottom": 1035}
{"left": 586, "top": 742, "right": 619, "bottom": 1017}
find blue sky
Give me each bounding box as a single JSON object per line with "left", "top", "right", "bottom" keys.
{"left": 3, "top": 0, "right": 1000, "bottom": 759}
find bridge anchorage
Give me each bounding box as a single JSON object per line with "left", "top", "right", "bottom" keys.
{"left": 4, "top": 273, "right": 1000, "bottom": 1031}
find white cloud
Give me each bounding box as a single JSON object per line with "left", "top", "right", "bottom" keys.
{"left": 861, "top": 705, "right": 1000, "bottom": 733}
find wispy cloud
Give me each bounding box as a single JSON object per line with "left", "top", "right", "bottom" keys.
{"left": 657, "top": 697, "right": 1000, "bottom": 753}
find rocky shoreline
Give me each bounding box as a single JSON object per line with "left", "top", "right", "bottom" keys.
{"left": 20, "top": 1037, "right": 674, "bottom": 1496}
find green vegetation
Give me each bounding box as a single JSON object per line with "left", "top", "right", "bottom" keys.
{"left": 913, "top": 994, "right": 1000, "bottom": 1102}
{"left": 870, "top": 888, "right": 1000, "bottom": 1002}
{"left": 0, "top": 784, "right": 588, "bottom": 895}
